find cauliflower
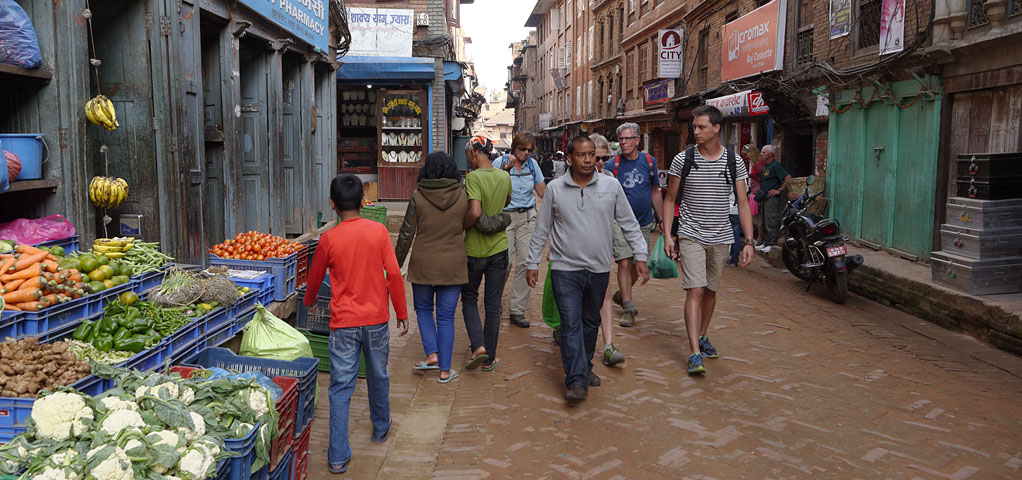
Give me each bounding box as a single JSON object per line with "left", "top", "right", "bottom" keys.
{"left": 51, "top": 449, "right": 78, "bottom": 465}
{"left": 99, "top": 409, "right": 146, "bottom": 435}
{"left": 234, "top": 422, "right": 254, "bottom": 438}
{"left": 86, "top": 446, "right": 133, "bottom": 480}
{"left": 31, "top": 392, "right": 94, "bottom": 442}
{"left": 136, "top": 382, "right": 179, "bottom": 400}
{"left": 242, "top": 388, "right": 270, "bottom": 418}
{"left": 147, "top": 430, "right": 183, "bottom": 448}
{"left": 178, "top": 386, "right": 195, "bottom": 405}
{"left": 99, "top": 397, "right": 139, "bottom": 412}
{"left": 35, "top": 467, "right": 79, "bottom": 480}
{"left": 177, "top": 446, "right": 216, "bottom": 480}
{"left": 193, "top": 438, "right": 220, "bottom": 457}
{"left": 177, "top": 411, "right": 206, "bottom": 442}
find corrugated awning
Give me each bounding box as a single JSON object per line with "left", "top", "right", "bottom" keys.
{"left": 338, "top": 56, "right": 435, "bottom": 81}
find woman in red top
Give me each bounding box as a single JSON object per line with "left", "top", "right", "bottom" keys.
{"left": 742, "top": 144, "right": 765, "bottom": 245}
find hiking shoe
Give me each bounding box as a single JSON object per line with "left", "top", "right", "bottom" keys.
{"left": 564, "top": 385, "right": 587, "bottom": 404}
{"left": 698, "top": 335, "right": 719, "bottom": 358}
{"left": 552, "top": 326, "right": 561, "bottom": 346}
{"left": 602, "top": 344, "right": 625, "bottom": 366}
{"left": 612, "top": 290, "right": 623, "bottom": 307}
{"left": 588, "top": 369, "right": 601, "bottom": 387}
{"left": 510, "top": 314, "right": 530, "bottom": 328}
{"left": 687, "top": 353, "right": 706, "bottom": 375}
{"left": 619, "top": 310, "right": 636, "bottom": 328}
{"left": 761, "top": 246, "right": 772, "bottom": 254}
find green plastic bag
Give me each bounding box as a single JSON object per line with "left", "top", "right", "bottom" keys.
{"left": 649, "top": 235, "right": 679, "bottom": 279}
{"left": 240, "top": 305, "right": 315, "bottom": 361}
{"left": 542, "top": 262, "right": 561, "bottom": 329}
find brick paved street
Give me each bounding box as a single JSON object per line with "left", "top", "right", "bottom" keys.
{"left": 306, "top": 255, "right": 1022, "bottom": 479}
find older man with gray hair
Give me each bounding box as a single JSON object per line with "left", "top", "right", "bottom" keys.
{"left": 756, "top": 144, "right": 790, "bottom": 252}
{"left": 605, "top": 122, "right": 664, "bottom": 328}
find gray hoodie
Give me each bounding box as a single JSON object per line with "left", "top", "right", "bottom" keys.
{"left": 527, "top": 172, "right": 648, "bottom": 273}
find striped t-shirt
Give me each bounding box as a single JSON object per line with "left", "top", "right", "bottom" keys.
{"left": 669, "top": 146, "right": 749, "bottom": 245}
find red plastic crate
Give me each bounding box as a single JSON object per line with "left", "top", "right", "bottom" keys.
{"left": 170, "top": 366, "right": 298, "bottom": 472}
{"left": 295, "top": 245, "right": 310, "bottom": 288}
{"left": 291, "top": 422, "right": 311, "bottom": 480}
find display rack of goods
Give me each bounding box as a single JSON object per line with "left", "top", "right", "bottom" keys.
{"left": 209, "top": 233, "right": 305, "bottom": 302}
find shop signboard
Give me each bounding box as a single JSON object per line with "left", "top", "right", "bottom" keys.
{"left": 348, "top": 8, "right": 414, "bottom": 57}
{"left": 705, "top": 90, "right": 770, "bottom": 117}
{"left": 643, "top": 79, "right": 675, "bottom": 106}
{"left": 239, "top": 0, "right": 328, "bottom": 51}
{"left": 721, "top": 0, "right": 786, "bottom": 83}
{"left": 658, "top": 29, "right": 684, "bottom": 78}
{"left": 539, "top": 113, "right": 553, "bottom": 130}
{"left": 829, "top": 0, "right": 852, "bottom": 38}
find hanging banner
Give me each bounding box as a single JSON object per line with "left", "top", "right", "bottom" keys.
{"left": 348, "top": 8, "right": 414, "bottom": 57}
{"left": 829, "top": 0, "right": 851, "bottom": 39}
{"left": 705, "top": 90, "right": 770, "bottom": 117}
{"left": 238, "top": 0, "right": 328, "bottom": 51}
{"left": 658, "top": 29, "right": 684, "bottom": 78}
{"left": 721, "top": 0, "right": 787, "bottom": 83}
{"left": 643, "top": 79, "right": 675, "bottom": 106}
{"left": 879, "top": 0, "right": 905, "bottom": 55}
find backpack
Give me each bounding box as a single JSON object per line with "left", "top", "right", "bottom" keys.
{"left": 671, "top": 145, "right": 739, "bottom": 235}
{"left": 611, "top": 152, "right": 656, "bottom": 184}
{"left": 501, "top": 155, "right": 539, "bottom": 180}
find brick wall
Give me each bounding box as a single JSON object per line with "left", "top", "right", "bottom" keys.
{"left": 814, "top": 130, "right": 828, "bottom": 177}
{"left": 616, "top": 0, "right": 686, "bottom": 113}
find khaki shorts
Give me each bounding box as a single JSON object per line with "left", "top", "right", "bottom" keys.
{"left": 612, "top": 221, "right": 655, "bottom": 262}
{"left": 675, "top": 236, "right": 729, "bottom": 291}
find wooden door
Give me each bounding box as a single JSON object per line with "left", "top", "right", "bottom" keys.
{"left": 282, "top": 54, "right": 304, "bottom": 235}
{"left": 860, "top": 102, "right": 894, "bottom": 248}
{"left": 201, "top": 23, "right": 226, "bottom": 247}
{"left": 313, "top": 68, "right": 334, "bottom": 223}
{"left": 239, "top": 42, "right": 271, "bottom": 234}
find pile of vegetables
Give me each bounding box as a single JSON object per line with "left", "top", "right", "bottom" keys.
{"left": 1, "top": 244, "right": 91, "bottom": 312}
{"left": 0, "top": 338, "right": 92, "bottom": 398}
{"left": 71, "top": 295, "right": 190, "bottom": 357}
{"left": 121, "top": 241, "right": 173, "bottom": 275}
{"left": 0, "top": 362, "right": 281, "bottom": 478}
{"left": 150, "top": 268, "right": 240, "bottom": 309}
{"left": 59, "top": 252, "right": 133, "bottom": 294}
{"left": 209, "top": 232, "right": 303, "bottom": 261}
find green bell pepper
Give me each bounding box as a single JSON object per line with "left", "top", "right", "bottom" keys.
{"left": 72, "top": 320, "right": 95, "bottom": 341}
{"left": 127, "top": 316, "right": 152, "bottom": 333}
{"left": 113, "top": 327, "right": 132, "bottom": 344}
{"left": 97, "top": 315, "right": 117, "bottom": 335}
{"left": 142, "top": 329, "right": 162, "bottom": 346}
{"left": 124, "top": 307, "right": 141, "bottom": 323}
{"left": 94, "top": 335, "right": 114, "bottom": 352}
{"left": 114, "top": 334, "right": 148, "bottom": 354}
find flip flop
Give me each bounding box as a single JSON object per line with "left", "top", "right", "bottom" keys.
{"left": 412, "top": 360, "right": 439, "bottom": 371}
{"left": 329, "top": 461, "right": 348, "bottom": 474}
{"left": 438, "top": 371, "right": 460, "bottom": 383}
{"left": 464, "top": 353, "right": 489, "bottom": 370}
{"left": 481, "top": 359, "right": 501, "bottom": 372}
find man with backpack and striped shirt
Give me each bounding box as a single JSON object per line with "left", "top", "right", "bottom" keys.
{"left": 663, "top": 105, "right": 756, "bottom": 375}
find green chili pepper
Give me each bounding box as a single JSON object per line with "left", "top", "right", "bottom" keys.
{"left": 94, "top": 335, "right": 114, "bottom": 352}
{"left": 72, "top": 320, "right": 95, "bottom": 341}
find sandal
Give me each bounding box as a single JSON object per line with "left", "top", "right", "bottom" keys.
{"left": 481, "top": 359, "right": 501, "bottom": 372}
{"left": 329, "top": 461, "right": 349, "bottom": 474}
{"left": 438, "top": 371, "right": 460, "bottom": 383}
{"left": 464, "top": 353, "right": 489, "bottom": 370}
{"left": 412, "top": 360, "right": 439, "bottom": 371}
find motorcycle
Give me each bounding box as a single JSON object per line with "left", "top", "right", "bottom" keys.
{"left": 779, "top": 176, "right": 864, "bottom": 304}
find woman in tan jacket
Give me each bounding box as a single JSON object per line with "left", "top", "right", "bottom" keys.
{"left": 395, "top": 153, "right": 470, "bottom": 383}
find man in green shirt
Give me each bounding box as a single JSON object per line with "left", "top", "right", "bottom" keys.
{"left": 462, "top": 134, "right": 513, "bottom": 372}
{"left": 756, "top": 144, "right": 791, "bottom": 253}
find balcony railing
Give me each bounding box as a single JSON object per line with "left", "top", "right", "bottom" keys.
{"left": 1013, "top": 0, "right": 1021, "bottom": 16}
{"left": 796, "top": 28, "right": 814, "bottom": 66}
{"left": 969, "top": 0, "right": 990, "bottom": 28}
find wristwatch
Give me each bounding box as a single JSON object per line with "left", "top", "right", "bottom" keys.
{"left": 743, "top": 238, "right": 756, "bottom": 247}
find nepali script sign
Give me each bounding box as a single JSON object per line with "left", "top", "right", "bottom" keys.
{"left": 240, "top": 0, "right": 328, "bottom": 52}
{"left": 721, "top": 0, "right": 787, "bottom": 82}
{"left": 348, "top": 8, "right": 414, "bottom": 57}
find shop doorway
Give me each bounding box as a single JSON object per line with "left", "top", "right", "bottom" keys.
{"left": 789, "top": 134, "right": 814, "bottom": 178}
{"left": 281, "top": 53, "right": 306, "bottom": 235}
{"left": 312, "top": 67, "right": 334, "bottom": 226}
{"left": 200, "top": 18, "right": 226, "bottom": 246}
{"left": 239, "top": 40, "right": 271, "bottom": 234}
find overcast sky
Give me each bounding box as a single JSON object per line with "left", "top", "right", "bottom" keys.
{"left": 461, "top": 1, "right": 537, "bottom": 94}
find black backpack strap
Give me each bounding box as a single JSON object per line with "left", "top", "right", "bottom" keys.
{"left": 676, "top": 145, "right": 696, "bottom": 205}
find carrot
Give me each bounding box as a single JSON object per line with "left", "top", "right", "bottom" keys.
{"left": 67, "top": 272, "right": 82, "bottom": 283}
{"left": 15, "top": 244, "right": 47, "bottom": 256}
{"left": 2, "top": 279, "right": 26, "bottom": 293}
{"left": 45, "top": 254, "right": 58, "bottom": 262}
{"left": 16, "top": 277, "right": 46, "bottom": 291}
{"left": 15, "top": 302, "right": 43, "bottom": 312}
{"left": 42, "top": 294, "right": 59, "bottom": 306}
{"left": 0, "top": 256, "right": 14, "bottom": 273}
{"left": 3, "top": 288, "right": 42, "bottom": 304}
{"left": 5, "top": 264, "right": 43, "bottom": 281}
{"left": 3, "top": 303, "right": 21, "bottom": 311}
{"left": 41, "top": 261, "right": 58, "bottom": 274}
{"left": 9, "top": 253, "right": 46, "bottom": 273}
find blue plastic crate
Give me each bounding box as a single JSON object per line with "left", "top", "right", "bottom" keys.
{"left": 0, "top": 313, "right": 20, "bottom": 339}
{"left": 181, "top": 347, "right": 319, "bottom": 434}
{"left": 0, "top": 373, "right": 111, "bottom": 443}
{"left": 236, "top": 307, "right": 257, "bottom": 331}
{"left": 204, "top": 306, "right": 231, "bottom": 335}
{"left": 170, "top": 338, "right": 204, "bottom": 366}
{"left": 16, "top": 296, "right": 91, "bottom": 337}
{"left": 119, "top": 342, "right": 167, "bottom": 372}
{"left": 215, "top": 457, "right": 230, "bottom": 480}
{"left": 132, "top": 265, "right": 170, "bottom": 294}
{"left": 209, "top": 253, "right": 298, "bottom": 302}
{"left": 163, "top": 316, "right": 204, "bottom": 360}
{"left": 88, "top": 281, "right": 138, "bottom": 315}
{"left": 222, "top": 421, "right": 260, "bottom": 480}
{"left": 229, "top": 289, "right": 259, "bottom": 320}
{"left": 295, "top": 281, "right": 331, "bottom": 335}
{"left": 33, "top": 235, "right": 80, "bottom": 255}
{"left": 253, "top": 447, "right": 293, "bottom": 480}
{"left": 204, "top": 319, "right": 236, "bottom": 349}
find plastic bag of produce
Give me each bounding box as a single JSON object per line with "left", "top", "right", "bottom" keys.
{"left": 4, "top": 150, "right": 19, "bottom": 182}
{"left": 541, "top": 262, "right": 560, "bottom": 329}
{"left": 0, "top": 214, "right": 75, "bottom": 245}
{"left": 240, "top": 304, "right": 314, "bottom": 362}
{"left": 0, "top": 0, "right": 43, "bottom": 69}
{"left": 649, "top": 235, "right": 679, "bottom": 279}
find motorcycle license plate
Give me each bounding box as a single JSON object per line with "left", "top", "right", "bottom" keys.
{"left": 826, "top": 245, "right": 847, "bottom": 258}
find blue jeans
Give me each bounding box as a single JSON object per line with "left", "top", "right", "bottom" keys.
{"left": 550, "top": 269, "right": 609, "bottom": 390}
{"left": 413, "top": 284, "right": 462, "bottom": 371}
{"left": 462, "top": 250, "right": 509, "bottom": 365}
{"left": 729, "top": 214, "right": 742, "bottom": 264}
{"left": 328, "top": 323, "right": 390, "bottom": 465}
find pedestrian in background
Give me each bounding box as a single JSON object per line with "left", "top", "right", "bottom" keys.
{"left": 527, "top": 135, "right": 649, "bottom": 404}
{"left": 606, "top": 122, "right": 664, "bottom": 328}
{"left": 663, "top": 105, "right": 754, "bottom": 375}
{"left": 304, "top": 174, "right": 409, "bottom": 474}
{"left": 553, "top": 151, "right": 567, "bottom": 178}
{"left": 756, "top": 145, "right": 791, "bottom": 253}
{"left": 590, "top": 133, "right": 626, "bottom": 367}
{"left": 495, "top": 133, "right": 546, "bottom": 329}
{"left": 395, "top": 153, "right": 469, "bottom": 383}
{"left": 741, "top": 144, "right": 764, "bottom": 245}
{"left": 461, "top": 134, "right": 513, "bottom": 372}
{"left": 540, "top": 152, "right": 555, "bottom": 184}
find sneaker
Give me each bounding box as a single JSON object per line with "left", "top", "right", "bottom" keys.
{"left": 602, "top": 344, "right": 625, "bottom": 366}
{"left": 619, "top": 310, "right": 636, "bottom": 328}
{"left": 552, "top": 326, "right": 561, "bottom": 346}
{"left": 509, "top": 314, "right": 530, "bottom": 328}
{"left": 564, "top": 385, "right": 588, "bottom": 403}
{"left": 687, "top": 353, "right": 706, "bottom": 375}
{"left": 698, "top": 335, "right": 719, "bottom": 358}
{"left": 761, "top": 246, "right": 772, "bottom": 254}
{"left": 588, "top": 369, "right": 601, "bottom": 387}
{"left": 754, "top": 245, "right": 766, "bottom": 252}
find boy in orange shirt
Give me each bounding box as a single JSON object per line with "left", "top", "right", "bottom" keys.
{"left": 304, "top": 174, "right": 409, "bottom": 474}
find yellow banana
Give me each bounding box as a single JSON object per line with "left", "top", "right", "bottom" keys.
{"left": 90, "top": 99, "right": 112, "bottom": 130}
{"left": 102, "top": 96, "right": 119, "bottom": 128}
{"left": 103, "top": 252, "right": 126, "bottom": 258}
{"left": 84, "top": 99, "right": 99, "bottom": 126}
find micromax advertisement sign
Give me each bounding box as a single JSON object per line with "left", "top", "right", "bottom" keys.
{"left": 721, "top": 0, "right": 786, "bottom": 82}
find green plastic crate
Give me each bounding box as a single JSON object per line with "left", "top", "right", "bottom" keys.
{"left": 299, "top": 328, "right": 365, "bottom": 378}
{"left": 359, "top": 204, "right": 388, "bottom": 225}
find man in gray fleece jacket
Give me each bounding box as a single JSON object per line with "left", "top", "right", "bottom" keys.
{"left": 526, "top": 135, "right": 650, "bottom": 404}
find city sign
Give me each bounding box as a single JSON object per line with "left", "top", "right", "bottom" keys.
{"left": 658, "top": 29, "right": 684, "bottom": 78}
{"left": 721, "top": 0, "right": 787, "bottom": 82}
{"left": 348, "top": 8, "right": 414, "bottom": 57}
{"left": 239, "top": 0, "right": 329, "bottom": 52}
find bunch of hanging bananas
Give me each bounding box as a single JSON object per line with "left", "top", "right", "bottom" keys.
{"left": 84, "top": 95, "right": 119, "bottom": 131}
{"left": 92, "top": 237, "right": 134, "bottom": 258}
{"left": 89, "top": 176, "right": 129, "bottom": 209}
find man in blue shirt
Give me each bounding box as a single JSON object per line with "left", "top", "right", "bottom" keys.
{"left": 494, "top": 132, "right": 546, "bottom": 328}
{"left": 605, "top": 123, "right": 664, "bottom": 328}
